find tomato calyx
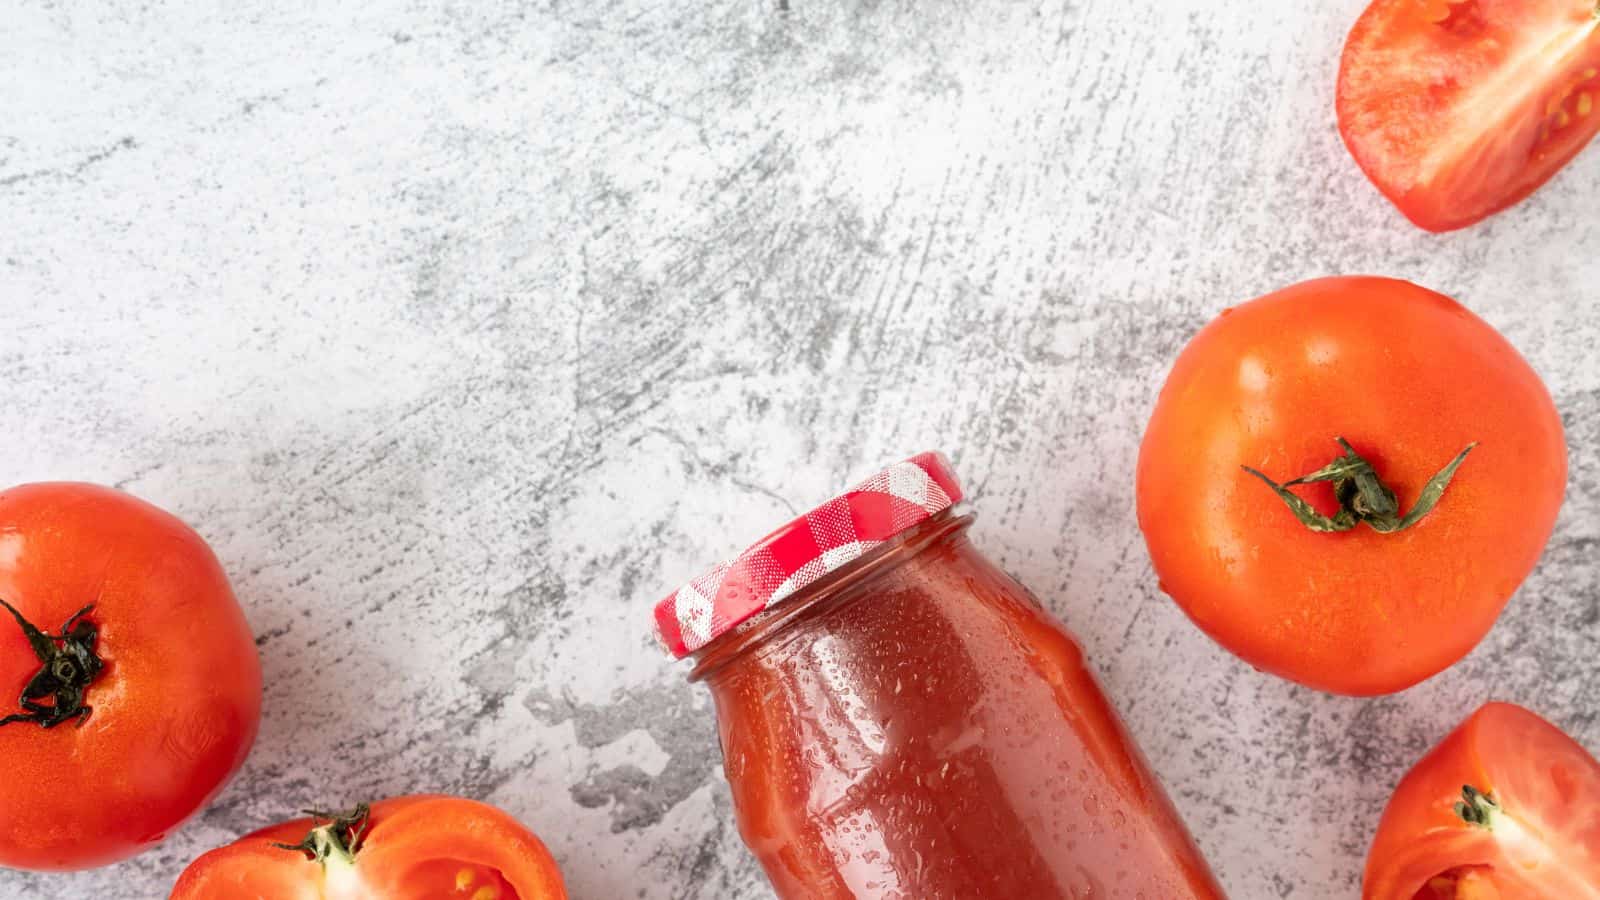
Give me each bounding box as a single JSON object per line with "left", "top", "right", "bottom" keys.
{"left": 0, "top": 597, "right": 105, "bottom": 729}
{"left": 1242, "top": 438, "right": 1476, "bottom": 534}
{"left": 1454, "top": 784, "right": 1499, "bottom": 828}
{"left": 273, "top": 804, "right": 371, "bottom": 870}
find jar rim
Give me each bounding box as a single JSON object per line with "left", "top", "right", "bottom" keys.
{"left": 686, "top": 506, "right": 974, "bottom": 683}
{"left": 652, "top": 452, "right": 964, "bottom": 658}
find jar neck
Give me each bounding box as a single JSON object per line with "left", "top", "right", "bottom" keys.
{"left": 686, "top": 505, "right": 975, "bottom": 683}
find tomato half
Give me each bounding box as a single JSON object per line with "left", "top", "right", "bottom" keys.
{"left": 1337, "top": 0, "right": 1600, "bottom": 231}
{"left": 1136, "top": 277, "right": 1566, "bottom": 695}
{"left": 170, "top": 795, "right": 568, "bottom": 900}
{"left": 1364, "top": 702, "right": 1600, "bottom": 899}
{"left": 0, "top": 483, "right": 261, "bottom": 870}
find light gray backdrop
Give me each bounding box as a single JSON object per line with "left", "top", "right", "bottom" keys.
{"left": 3, "top": 1, "right": 1597, "bottom": 897}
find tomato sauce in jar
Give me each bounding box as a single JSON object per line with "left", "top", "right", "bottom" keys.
{"left": 656, "top": 453, "right": 1225, "bottom": 899}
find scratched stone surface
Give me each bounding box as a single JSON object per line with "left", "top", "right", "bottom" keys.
{"left": 3, "top": 1, "right": 1598, "bottom": 897}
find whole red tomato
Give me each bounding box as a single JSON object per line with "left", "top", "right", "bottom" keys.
{"left": 170, "top": 795, "right": 568, "bottom": 899}
{"left": 1364, "top": 702, "right": 1600, "bottom": 899}
{"left": 1136, "top": 277, "right": 1566, "bottom": 695}
{"left": 0, "top": 483, "right": 261, "bottom": 870}
{"left": 1338, "top": 0, "right": 1600, "bottom": 231}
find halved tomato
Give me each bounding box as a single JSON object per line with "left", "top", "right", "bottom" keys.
{"left": 1364, "top": 702, "right": 1600, "bottom": 899}
{"left": 1338, "top": 0, "right": 1600, "bottom": 231}
{"left": 170, "top": 795, "right": 567, "bottom": 899}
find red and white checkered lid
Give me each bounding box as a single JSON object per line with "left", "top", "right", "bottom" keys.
{"left": 654, "top": 452, "right": 964, "bottom": 658}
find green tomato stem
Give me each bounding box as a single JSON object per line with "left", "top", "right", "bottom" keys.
{"left": 1242, "top": 438, "right": 1475, "bottom": 535}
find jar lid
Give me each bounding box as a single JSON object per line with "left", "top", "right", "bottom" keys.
{"left": 654, "top": 451, "right": 964, "bottom": 658}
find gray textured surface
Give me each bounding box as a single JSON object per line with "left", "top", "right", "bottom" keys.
{"left": 3, "top": 1, "right": 1598, "bottom": 897}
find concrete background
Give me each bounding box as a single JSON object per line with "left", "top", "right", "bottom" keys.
{"left": 3, "top": 1, "right": 1597, "bottom": 897}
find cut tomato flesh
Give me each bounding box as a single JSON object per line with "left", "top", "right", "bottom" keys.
{"left": 393, "top": 857, "right": 521, "bottom": 900}
{"left": 170, "top": 796, "right": 566, "bottom": 900}
{"left": 1338, "top": 0, "right": 1600, "bottom": 230}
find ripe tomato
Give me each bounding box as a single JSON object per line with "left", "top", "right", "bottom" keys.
{"left": 1337, "top": 0, "right": 1600, "bottom": 232}
{"left": 1364, "top": 702, "right": 1600, "bottom": 899}
{"left": 1136, "top": 277, "right": 1565, "bottom": 695}
{"left": 0, "top": 483, "right": 261, "bottom": 870}
{"left": 170, "top": 795, "right": 569, "bottom": 899}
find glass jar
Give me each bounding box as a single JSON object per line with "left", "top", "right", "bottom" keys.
{"left": 655, "top": 453, "right": 1225, "bottom": 899}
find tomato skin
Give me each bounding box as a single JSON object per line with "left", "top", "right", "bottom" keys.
{"left": 1136, "top": 278, "right": 1565, "bottom": 695}
{"left": 0, "top": 483, "right": 261, "bottom": 871}
{"left": 1364, "top": 702, "right": 1600, "bottom": 899}
{"left": 1337, "top": 0, "right": 1600, "bottom": 232}
{"left": 170, "top": 795, "right": 569, "bottom": 900}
